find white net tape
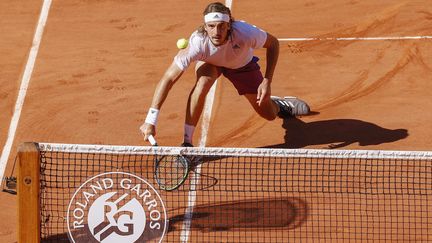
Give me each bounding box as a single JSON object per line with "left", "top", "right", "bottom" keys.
{"left": 38, "top": 142, "right": 432, "bottom": 160}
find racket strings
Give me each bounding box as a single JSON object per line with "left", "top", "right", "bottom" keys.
{"left": 156, "top": 155, "right": 189, "bottom": 190}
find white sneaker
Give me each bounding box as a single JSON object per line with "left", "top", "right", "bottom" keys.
{"left": 271, "top": 96, "right": 310, "bottom": 118}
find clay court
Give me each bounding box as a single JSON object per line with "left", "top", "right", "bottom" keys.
{"left": 1, "top": 0, "right": 432, "bottom": 242}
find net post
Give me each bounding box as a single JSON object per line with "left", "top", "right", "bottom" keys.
{"left": 17, "top": 142, "right": 40, "bottom": 243}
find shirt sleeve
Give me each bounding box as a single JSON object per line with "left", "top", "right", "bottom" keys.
{"left": 241, "top": 21, "right": 268, "bottom": 49}
{"left": 173, "top": 33, "right": 203, "bottom": 70}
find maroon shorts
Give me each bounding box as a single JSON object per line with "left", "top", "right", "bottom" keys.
{"left": 221, "top": 56, "right": 263, "bottom": 95}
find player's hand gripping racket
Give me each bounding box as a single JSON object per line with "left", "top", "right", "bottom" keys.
{"left": 148, "top": 135, "right": 190, "bottom": 191}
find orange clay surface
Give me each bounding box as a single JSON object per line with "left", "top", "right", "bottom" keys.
{"left": 1, "top": 0, "right": 432, "bottom": 242}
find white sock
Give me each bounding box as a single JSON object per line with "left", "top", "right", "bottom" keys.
{"left": 184, "top": 124, "right": 195, "bottom": 144}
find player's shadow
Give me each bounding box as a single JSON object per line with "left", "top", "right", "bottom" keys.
{"left": 167, "top": 197, "right": 308, "bottom": 233}
{"left": 267, "top": 117, "right": 408, "bottom": 149}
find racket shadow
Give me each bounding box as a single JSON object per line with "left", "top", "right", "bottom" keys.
{"left": 177, "top": 155, "right": 230, "bottom": 191}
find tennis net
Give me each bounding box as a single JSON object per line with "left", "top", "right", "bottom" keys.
{"left": 17, "top": 142, "right": 432, "bottom": 242}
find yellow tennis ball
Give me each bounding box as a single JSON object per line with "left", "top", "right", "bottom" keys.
{"left": 176, "top": 38, "right": 188, "bottom": 49}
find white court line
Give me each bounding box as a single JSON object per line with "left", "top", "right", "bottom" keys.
{"left": 0, "top": 0, "right": 52, "bottom": 180}
{"left": 180, "top": 83, "right": 217, "bottom": 242}
{"left": 180, "top": 1, "right": 233, "bottom": 241}
{"left": 278, "top": 35, "right": 432, "bottom": 41}
{"left": 198, "top": 82, "right": 217, "bottom": 149}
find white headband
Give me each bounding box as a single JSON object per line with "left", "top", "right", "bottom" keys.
{"left": 204, "top": 12, "right": 230, "bottom": 23}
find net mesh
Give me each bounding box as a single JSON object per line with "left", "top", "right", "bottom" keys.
{"left": 35, "top": 143, "right": 432, "bottom": 242}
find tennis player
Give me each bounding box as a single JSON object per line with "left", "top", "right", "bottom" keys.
{"left": 141, "top": 2, "right": 310, "bottom": 146}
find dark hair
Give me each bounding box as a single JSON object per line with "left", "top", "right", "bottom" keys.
{"left": 197, "top": 2, "right": 234, "bottom": 36}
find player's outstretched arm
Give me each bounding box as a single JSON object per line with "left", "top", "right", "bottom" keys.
{"left": 257, "top": 33, "right": 279, "bottom": 106}
{"left": 263, "top": 32, "right": 279, "bottom": 83}
{"left": 141, "top": 61, "right": 184, "bottom": 141}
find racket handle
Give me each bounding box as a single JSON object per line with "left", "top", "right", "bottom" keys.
{"left": 148, "top": 135, "right": 158, "bottom": 146}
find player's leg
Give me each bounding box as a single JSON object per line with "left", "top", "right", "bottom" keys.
{"left": 244, "top": 94, "right": 279, "bottom": 120}
{"left": 245, "top": 94, "right": 311, "bottom": 119}
{"left": 222, "top": 56, "right": 310, "bottom": 120}
{"left": 222, "top": 56, "right": 279, "bottom": 120}
{"left": 183, "top": 61, "right": 221, "bottom": 145}
{"left": 186, "top": 61, "right": 221, "bottom": 126}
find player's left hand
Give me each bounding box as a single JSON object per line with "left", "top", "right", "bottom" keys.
{"left": 257, "top": 78, "right": 272, "bottom": 106}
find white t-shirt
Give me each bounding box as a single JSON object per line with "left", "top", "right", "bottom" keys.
{"left": 174, "top": 21, "right": 267, "bottom": 70}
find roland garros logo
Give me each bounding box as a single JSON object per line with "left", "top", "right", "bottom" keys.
{"left": 67, "top": 172, "right": 167, "bottom": 242}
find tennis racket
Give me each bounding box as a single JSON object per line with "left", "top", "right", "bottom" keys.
{"left": 148, "top": 135, "right": 190, "bottom": 191}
